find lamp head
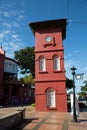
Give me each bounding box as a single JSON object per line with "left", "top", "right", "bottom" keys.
{"left": 70, "top": 66, "right": 77, "bottom": 75}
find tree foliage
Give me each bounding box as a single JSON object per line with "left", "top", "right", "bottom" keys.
{"left": 14, "top": 46, "right": 35, "bottom": 77}
{"left": 20, "top": 74, "right": 35, "bottom": 86}
{"left": 78, "top": 91, "right": 86, "bottom": 97}
{"left": 66, "top": 78, "right": 73, "bottom": 90}
{"left": 78, "top": 80, "right": 87, "bottom": 97}
{"left": 81, "top": 80, "right": 87, "bottom": 91}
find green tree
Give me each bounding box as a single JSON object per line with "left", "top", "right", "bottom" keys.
{"left": 14, "top": 46, "right": 35, "bottom": 77}
{"left": 20, "top": 74, "right": 35, "bottom": 86}
{"left": 78, "top": 80, "right": 87, "bottom": 97}
{"left": 81, "top": 80, "right": 87, "bottom": 91}
{"left": 66, "top": 78, "right": 73, "bottom": 90}
{"left": 78, "top": 91, "right": 86, "bottom": 97}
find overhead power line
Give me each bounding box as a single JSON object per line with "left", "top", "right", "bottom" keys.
{"left": 68, "top": 20, "right": 87, "bottom": 24}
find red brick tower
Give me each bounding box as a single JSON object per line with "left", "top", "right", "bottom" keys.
{"left": 30, "top": 19, "right": 67, "bottom": 112}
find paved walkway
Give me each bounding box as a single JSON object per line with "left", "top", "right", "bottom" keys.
{"left": 0, "top": 106, "right": 87, "bottom": 130}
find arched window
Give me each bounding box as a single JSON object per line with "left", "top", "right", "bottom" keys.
{"left": 39, "top": 57, "right": 46, "bottom": 72}
{"left": 46, "top": 89, "right": 56, "bottom": 108}
{"left": 53, "top": 56, "right": 60, "bottom": 71}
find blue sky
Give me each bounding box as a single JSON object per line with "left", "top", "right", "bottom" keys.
{"left": 0, "top": 0, "right": 87, "bottom": 92}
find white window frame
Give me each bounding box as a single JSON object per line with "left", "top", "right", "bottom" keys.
{"left": 53, "top": 56, "right": 60, "bottom": 71}
{"left": 39, "top": 57, "right": 46, "bottom": 72}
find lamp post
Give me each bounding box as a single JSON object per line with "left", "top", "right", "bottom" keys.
{"left": 70, "top": 66, "right": 77, "bottom": 122}
{"left": 22, "top": 84, "right": 24, "bottom": 107}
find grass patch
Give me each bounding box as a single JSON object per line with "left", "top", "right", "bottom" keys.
{"left": 31, "top": 103, "right": 35, "bottom": 107}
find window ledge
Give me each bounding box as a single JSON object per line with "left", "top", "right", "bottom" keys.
{"left": 47, "top": 107, "right": 57, "bottom": 110}
{"left": 53, "top": 70, "right": 63, "bottom": 73}
{"left": 39, "top": 71, "right": 48, "bottom": 74}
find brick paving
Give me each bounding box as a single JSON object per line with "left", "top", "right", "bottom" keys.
{"left": 0, "top": 106, "right": 87, "bottom": 130}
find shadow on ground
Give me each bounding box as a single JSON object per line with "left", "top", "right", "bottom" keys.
{"left": 13, "top": 118, "right": 39, "bottom": 130}
{"left": 78, "top": 119, "right": 87, "bottom": 122}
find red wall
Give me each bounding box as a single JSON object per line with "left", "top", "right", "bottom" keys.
{"left": 35, "top": 28, "right": 63, "bottom": 52}
{"left": 35, "top": 81, "right": 67, "bottom": 112}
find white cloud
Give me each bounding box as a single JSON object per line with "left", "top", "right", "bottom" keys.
{"left": 9, "top": 42, "right": 19, "bottom": 49}
{"left": 2, "top": 22, "right": 12, "bottom": 28}
{"left": 0, "top": 28, "right": 23, "bottom": 57}
{"left": 0, "top": 1, "right": 26, "bottom": 58}
{"left": 74, "top": 50, "right": 78, "bottom": 53}
{"left": 13, "top": 22, "right": 20, "bottom": 28}
{"left": 3, "top": 41, "right": 23, "bottom": 58}
{"left": 83, "top": 74, "right": 87, "bottom": 81}
{"left": 65, "top": 50, "right": 79, "bottom": 59}
{"left": 65, "top": 53, "right": 72, "bottom": 59}
{"left": 12, "top": 34, "right": 19, "bottom": 39}
{"left": 3, "top": 11, "right": 10, "bottom": 17}
{"left": 0, "top": 33, "right": 4, "bottom": 38}
{"left": 4, "top": 30, "right": 11, "bottom": 34}
{"left": 16, "top": 14, "right": 25, "bottom": 21}
{"left": 3, "top": 42, "right": 9, "bottom": 46}
{"left": 0, "top": 30, "right": 10, "bottom": 40}
{"left": 1, "top": 21, "right": 20, "bottom": 29}
{"left": 65, "top": 59, "right": 75, "bottom": 70}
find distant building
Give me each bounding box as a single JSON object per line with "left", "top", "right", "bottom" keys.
{"left": 0, "top": 46, "right": 35, "bottom": 105}
{"left": 30, "top": 19, "right": 67, "bottom": 112}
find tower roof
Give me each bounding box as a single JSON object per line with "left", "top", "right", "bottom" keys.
{"left": 29, "top": 18, "right": 67, "bottom": 39}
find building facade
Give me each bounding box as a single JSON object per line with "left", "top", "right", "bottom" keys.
{"left": 30, "top": 19, "right": 67, "bottom": 112}
{"left": 0, "top": 47, "right": 5, "bottom": 94}
{"left": 0, "top": 46, "right": 35, "bottom": 105}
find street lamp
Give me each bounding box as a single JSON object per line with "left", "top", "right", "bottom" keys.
{"left": 70, "top": 66, "right": 77, "bottom": 122}
{"left": 22, "top": 84, "right": 24, "bottom": 107}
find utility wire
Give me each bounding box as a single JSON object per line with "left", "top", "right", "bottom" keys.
{"left": 68, "top": 21, "right": 87, "bottom": 24}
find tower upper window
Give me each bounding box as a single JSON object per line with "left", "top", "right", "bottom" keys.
{"left": 53, "top": 56, "right": 60, "bottom": 71}
{"left": 39, "top": 57, "right": 46, "bottom": 72}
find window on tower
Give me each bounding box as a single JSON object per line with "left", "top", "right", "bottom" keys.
{"left": 39, "top": 57, "right": 46, "bottom": 72}
{"left": 46, "top": 88, "right": 56, "bottom": 108}
{"left": 53, "top": 56, "right": 60, "bottom": 71}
